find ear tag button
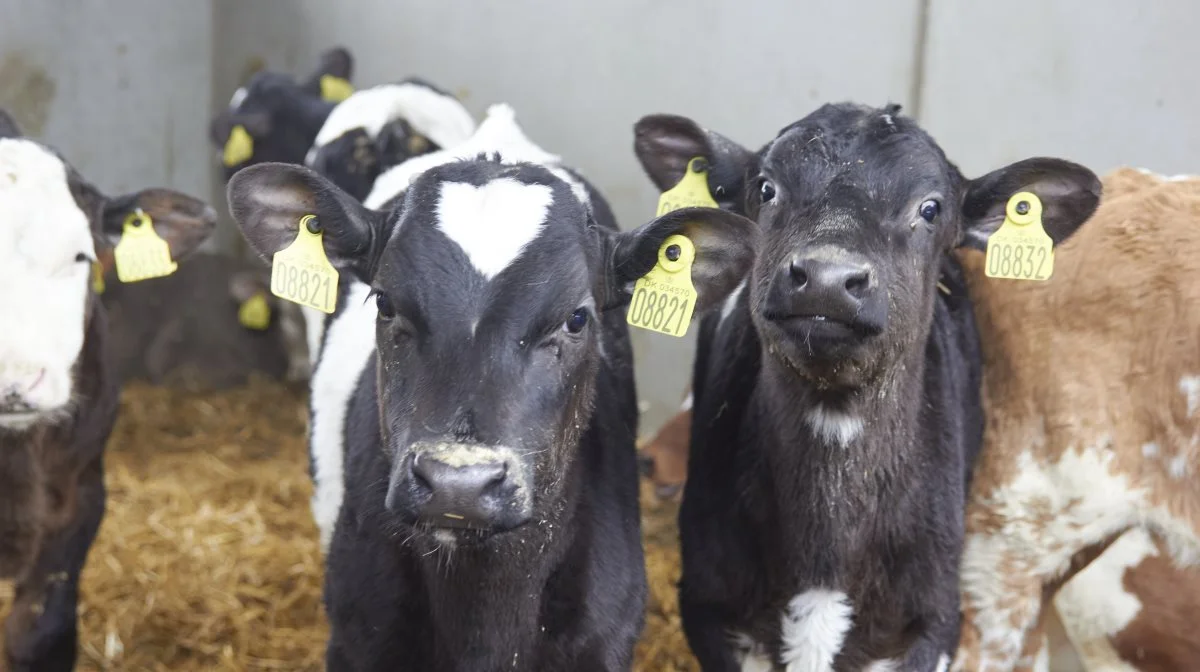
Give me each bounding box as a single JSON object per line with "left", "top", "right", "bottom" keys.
{"left": 238, "top": 291, "right": 272, "bottom": 331}
{"left": 657, "top": 157, "right": 719, "bottom": 215}
{"left": 320, "top": 75, "right": 355, "bottom": 103}
{"left": 626, "top": 234, "right": 698, "bottom": 338}
{"left": 91, "top": 261, "right": 105, "bottom": 294}
{"left": 271, "top": 215, "right": 339, "bottom": 314}
{"left": 223, "top": 124, "right": 255, "bottom": 167}
{"left": 113, "top": 209, "right": 178, "bottom": 283}
{"left": 984, "top": 191, "right": 1055, "bottom": 281}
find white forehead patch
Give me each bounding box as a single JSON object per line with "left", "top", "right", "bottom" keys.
{"left": 311, "top": 82, "right": 476, "bottom": 152}
{"left": 436, "top": 178, "right": 553, "bottom": 280}
{"left": 364, "top": 103, "right": 589, "bottom": 210}
{"left": 229, "top": 86, "right": 248, "bottom": 110}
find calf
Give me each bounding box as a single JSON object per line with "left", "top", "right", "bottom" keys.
{"left": 226, "top": 102, "right": 754, "bottom": 670}
{"left": 99, "top": 252, "right": 310, "bottom": 388}
{"left": 637, "top": 387, "right": 692, "bottom": 500}
{"left": 305, "top": 78, "right": 477, "bottom": 201}
{"left": 952, "top": 166, "right": 1200, "bottom": 672}
{"left": 633, "top": 104, "right": 1099, "bottom": 671}
{"left": 209, "top": 47, "right": 355, "bottom": 181}
{"left": 0, "top": 109, "right": 214, "bottom": 671}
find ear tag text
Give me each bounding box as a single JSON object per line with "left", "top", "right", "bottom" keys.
{"left": 656, "top": 157, "right": 719, "bottom": 215}
{"left": 985, "top": 191, "right": 1054, "bottom": 281}
{"left": 91, "top": 261, "right": 105, "bottom": 294}
{"left": 320, "top": 75, "right": 355, "bottom": 103}
{"left": 271, "top": 215, "right": 339, "bottom": 314}
{"left": 113, "top": 210, "right": 178, "bottom": 283}
{"left": 223, "top": 124, "right": 254, "bottom": 167}
{"left": 238, "top": 291, "right": 272, "bottom": 331}
{"left": 626, "top": 234, "right": 697, "bottom": 338}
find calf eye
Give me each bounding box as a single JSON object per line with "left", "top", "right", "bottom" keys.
{"left": 760, "top": 179, "right": 776, "bottom": 203}
{"left": 563, "top": 308, "right": 588, "bottom": 334}
{"left": 375, "top": 293, "right": 397, "bottom": 319}
{"left": 919, "top": 199, "right": 940, "bottom": 222}
{"left": 75, "top": 253, "right": 89, "bottom": 263}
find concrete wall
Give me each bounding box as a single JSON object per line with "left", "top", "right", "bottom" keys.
{"left": 0, "top": 0, "right": 213, "bottom": 241}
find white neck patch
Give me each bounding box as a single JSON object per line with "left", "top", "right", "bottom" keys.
{"left": 805, "top": 404, "right": 864, "bottom": 446}
{"left": 0, "top": 139, "right": 95, "bottom": 428}
{"left": 228, "top": 86, "right": 249, "bottom": 110}
{"left": 311, "top": 82, "right": 477, "bottom": 152}
{"left": 436, "top": 178, "right": 553, "bottom": 280}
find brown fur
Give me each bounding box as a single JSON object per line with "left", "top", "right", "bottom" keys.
{"left": 953, "top": 167, "right": 1200, "bottom": 671}
{"left": 1112, "top": 549, "right": 1200, "bottom": 671}
{"left": 637, "top": 389, "right": 692, "bottom": 500}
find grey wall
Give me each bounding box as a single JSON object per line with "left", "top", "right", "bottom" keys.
{"left": 0, "top": 0, "right": 213, "bottom": 239}
{"left": 4, "top": 1, "right": 1198, "bottom": 434}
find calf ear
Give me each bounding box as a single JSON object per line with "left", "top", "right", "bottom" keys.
{"left": 959, "top": 158, "right": 1101, "bottom": 251}
{"left": 227, "top": 162, "right": 388, "bottom": 281}
{"left": 600, "top": 206, "right": 758, "bottom": 313}
{"left": 0, "top": 108, "right": 21, "bottom": 138}
{"left": 98, "top": 189, "right": 217, "bottom": 260}
{"left": 633, "top": 114, "right": 756, "bottom": 209}
{"left": 301, "top": 47, "right": 354, "bottom": 94}
{"left": 228, "top": 270, "right": 270, "bottom": 303}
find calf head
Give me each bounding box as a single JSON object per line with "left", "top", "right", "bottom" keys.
{"left": 635, "top": 104, "right": 1101, "bottom": 392}
{"left": 0, "top": 114, "right": 215, "bottom": 429}
{"left": 209, "top": 47, "right": 354, "bottom": 181}
{"left": 227, "top": 270, "right": 312, "bottom": 382}
{"left": 227, "top": 158, "right": 753, "bottom": 540}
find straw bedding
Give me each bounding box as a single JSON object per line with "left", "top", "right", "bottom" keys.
{"left": 0, "top": 379, "right": 698, "bottom": 671}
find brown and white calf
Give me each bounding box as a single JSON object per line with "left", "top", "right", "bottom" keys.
{"left": 952, "top": 166, "right": 1200, "bottom": 672}
{"left": 0, "top": 109, "right": 214, "bottom": 671}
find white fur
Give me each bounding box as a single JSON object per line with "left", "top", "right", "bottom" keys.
{"left": 436, "top": 179, "right": 553, "bottom": 280}
{"left": 1141, "top": 441, "right": 1159, "bottom": 458}
{"left": 0, "top": 139, "right": 95, "bottom": 429}
{"left": 804, "top": 405, "right": 863, "bottom": 446}
{"left": 729, "top": 632, "right": 772, "bottom": 672}
{"left": 864, "top": 659, "right": 898, "bottom": 672}
{"left": 229, "top": 86, "right": 248, "bottom": 110}
{"left": 310, "top": 82, "right": 476, "bottom": 153}
{"left": 681, "top": 390, "right": 693, "bottom": 412}
{"left": 309, "top": 281, "right": 377, "bottom": 552}
{"left": 934, "top": 654, "right": 950, "bottom": 672}
{"left": 721, "top": 279, "right": 746, "bottom": 324}
{"left": 1179, "top": 375, "right": 1200, "bottom": 416}
{"left": 300, "top": 305, "right": 325, "bottom": 367}
{"left": 1053, "top": 528, "right": 1155, "bottom": 671}
{"left": 365, "top": 103, "right": 590, "bottom": 210}
{"left": 780, "top": 589, "right": 854, "bottom": 672}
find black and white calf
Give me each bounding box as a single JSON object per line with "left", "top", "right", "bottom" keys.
{"left": 633, "top": 104, "right": 1099, "bottom": 671}
{"left": 209, "top": 47, "right": 354, "bottom": 181}
{"left": 226, "top": 103, "right": 754, "bottom": 670}
{"left": 305, "top": 77, "right": 477, "bottom": 202}
{"left": 0, "top": 109, "right": 214, "bottom": 671}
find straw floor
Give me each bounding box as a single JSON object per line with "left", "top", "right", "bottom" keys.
{"left": 0, "top": 379, "right": 698, "bottom": 671}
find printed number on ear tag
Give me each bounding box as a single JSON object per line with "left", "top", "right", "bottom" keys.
{"left": 113, "top": 210, "right": 178, "bottom": 283}
{"left": 320, "top": 75, "right": 355, "bottom": 103}
{"left": 238, "top": 291, "right": 272, "bottom": 331}
{"left": 271, "top": 215, "right": 339, "bottom": 314}
{"left": 657, "top": 157, "right": 719, "bottom": 216}
{"left": 223, "top": 124, "right": 254, "bottom": 167}
{"left": 626, "top": 234, "right": 698, "bottom": 338}
{"left": 985, "top": 191, "right": 1055, "bottom": 281}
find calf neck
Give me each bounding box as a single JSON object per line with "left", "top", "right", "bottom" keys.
{"left": 634, "top": 103, "right": 1099, "bottom": 671}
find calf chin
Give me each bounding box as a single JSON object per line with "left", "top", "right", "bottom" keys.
{"left": 385, "top": 441, "right": 533, "bottom": 537}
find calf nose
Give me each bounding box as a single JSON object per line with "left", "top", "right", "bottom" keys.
{"left": 789, "top": 255, "right": 872, "bottom": 298}
{"left": 410, "top": 455, "right": 509, "bottom": 528}
{"left": 777, "top": 254, "right": 875, "bottom": 320}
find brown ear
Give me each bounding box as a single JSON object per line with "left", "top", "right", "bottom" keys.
{"left": 99, "top": 189, "right": 217, "bottom": 260}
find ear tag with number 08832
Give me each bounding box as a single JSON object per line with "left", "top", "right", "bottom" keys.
{"left": 984, "top": 191, "right": 1054, "bottom": 281}
{"left": 625, "top": 234, "right": 698, "bottom": 338}
{"left": 113, "top": 209, "right": 178, "bottom": 283}
{"left": 271, "top": 215, "right": 339, "bottom": 314}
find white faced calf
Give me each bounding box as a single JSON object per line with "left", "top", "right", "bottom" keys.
{"left": 0, "top": 109, "right": 214, "bottom": 671}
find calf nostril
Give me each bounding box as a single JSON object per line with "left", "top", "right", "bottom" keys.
{"left": 844, "top": 270, "right": 870, "bottom": 297}
{"left": 789, "top": 258, "right": 809, "bottom": 288}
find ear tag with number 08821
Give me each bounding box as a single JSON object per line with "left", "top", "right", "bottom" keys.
{"left": 984, "top": 191, "right": 1054, "bottom": 281}
{"left": 271, "top": 215, "right": 339, "bottom": 314}
{"left": 113, "top": 209, "right": 178, "bottom": 283}
{"left": 625, "top": 234, "right": 698, "bottom": 338}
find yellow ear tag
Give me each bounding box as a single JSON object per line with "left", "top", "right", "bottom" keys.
{"left": 113, "top": 210, "right": 178, "bottom": 283}
{"left": 270, "top": 215, "right": 339, "bottom": 314}
{"left": 984, "top": 191, "right": 1054, "bottom": 281}
{"left": 238, "top": 291, "right": 272, "bottom": 331}
{"left": 626, "top": 235, "right": 698, "bottom": 338}
{"left": 320, "top": 75, "right": 355, "bottom": 103}
{"left": 91, "top": 262, "right": 105, "bottom": 294}
{"left": 223, "top": 124, "right": 254, "bottom": 167}
{"left": 656, "top": 157, "right": 719, "bottom": 215}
